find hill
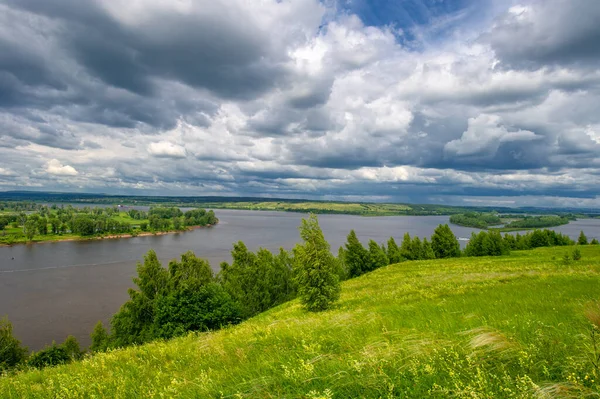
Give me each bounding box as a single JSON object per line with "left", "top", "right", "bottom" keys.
{"left": 1, "top": 246, "right": 600, "bottom": 398}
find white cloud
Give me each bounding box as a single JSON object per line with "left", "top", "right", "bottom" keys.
{"left": 147, "top": 142, "right": 187, "bottom": 159}
{"left": 45, "top": 159, "right": 79, "bottom": 176}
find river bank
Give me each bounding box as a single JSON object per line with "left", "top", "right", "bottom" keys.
{"left": 0, "top": 224, "right": 214, "bottom": 247}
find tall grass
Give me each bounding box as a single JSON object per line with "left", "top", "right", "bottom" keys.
{"left": 1, "top": 246, "right": 599, "bottom": 398}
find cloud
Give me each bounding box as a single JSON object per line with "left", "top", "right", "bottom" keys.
{"left": 486, "top": 0, "right": 600, "bottom": 69}
{"left": 0, "top": 0, "right": 599, "bottom": 207}
{"left": 147, "top": 141, "right": 187, "bottom": 159}
{"left": 45, "top": 159, "right": 78, "bottom": 176}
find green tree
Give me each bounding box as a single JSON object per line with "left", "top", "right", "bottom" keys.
{"left": 422, "top": 238, "right": 436, "bottom": 259}
{"left": 62, "top": 335, "right": 83, "bottom": 361}
{"left": 368, "top": 240, "right": 388, "bottom": 271}
{"left": 293, "top": 214, "right": 340, "bottom": 312}
{"left": 572, "top": 247, "right": 582, "bottom": 261}
{"left": 36, "top": 217, "right": 48, "bottom": 235}
{"left": 90, "top": 321, "right": 110, "bottom": 352}
{"left": 27, "top": 342, "right": 70, "bottom": 369}
{"left": 411, "top": 237, "right": 424, "bottom": 260}
{"left": 153, "top": 283, "right": 241, "bottom": 339}
{"left": 431, "top": 224, "right": 460, "bottom": 259}
{"left": 386, "top": 237, "right": 402, "bottom": 264}
{"left": 111, "top": 250, "right": 169, "bottom": 347}
{"left": 400, "top": 233, "right": 413, "bottom": 260}
{"left": 173, "top": 217, "right": 182, "bottom": 230}
{"left": 344, "top": 230, "right": 369, "bottom": 278}
{"left": 0, "top": 317, "right": 28, "bottom": 371}
{"left": 591, "top": 238, "right": 599, "bottom": 245}
{"left": 24, "top": 219, "right": 37, "bottom": 241}
{"left": 578, "top": 231, "right": 588, "bottom": 245}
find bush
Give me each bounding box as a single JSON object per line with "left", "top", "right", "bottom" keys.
{"left": 572, "top": 248, "right": 582, "bottom": 261}
{"left": 0, "top": 317, "right": 28, "bottom": 372}
{"left": 27, "top": 343, "right": 70, "bottom": 369}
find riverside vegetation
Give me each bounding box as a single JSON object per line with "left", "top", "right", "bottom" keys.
{"left": 450, "top": 212, "right": 572, "bottom": 231}
{"left": 1, "top": 215, "right": 599, "bottom": 397}
{"left": 0, "top": 204, "right": 217, "bottom": 245}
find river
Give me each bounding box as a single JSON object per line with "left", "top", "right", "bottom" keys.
{"left": 1, "top": 209, "right": 599, "bottom": 350}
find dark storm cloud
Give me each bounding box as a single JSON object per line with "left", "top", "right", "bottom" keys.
{"left": 486, "top": 0, "right": 600, "bottom": 69}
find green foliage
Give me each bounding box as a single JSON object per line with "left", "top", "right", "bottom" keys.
{"left": 90, "top": 322, "right": 110, "bottom": 353}
{"left": 293, "top": 214, "right": 340, "bottom": 312}
{"left": 27, "top": 343, "right": 70, "bottom": 369}
{"left": 367, "top": 240, "right": 388, "bottom": 272}
{"left": 572, "top": 247, "right": 582, "bottom": 261}
{"left": 578, "top": 231, "right": 588, "bottom": 245}
{"left": 0, "top": 317, "right": 28, "bottom": 372}
{"left": 111, "top": 250, "right": 169, "bottom": 347}
{"left": 386, "top": 237, "right": 402, "bottom": 264}
{"left": 219, "top": 243, "right": 295, "bottom": 319}
{"left": 503, "top": 215, "right": 570, "bottom": 229}
{"left": 422, "top": 238, "right": 435, "bottom": 259}
{"left": 465, "top": 230, "right": 509, "bottom": 257}
{"left": 153, "top": 283, "right": 241, "bottom": 339}
{"left": 24, "top": 219, "right": 36, "bottom": 241}
{"left": 344, "top": 230, "right": 369, "bottom": 278}
{"left": 449, "top": 212, "right": 501, "bottom": 229}
{"left": 591, "top": 238, "right": 599, "bottom": 245}
{"left": 62, "top": 336, "right": 83, "bottom": 361}
{"left": 431, "top": 224, "right": 460, "bottom": 259}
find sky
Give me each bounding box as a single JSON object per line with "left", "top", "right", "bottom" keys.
{"left": 0, "top": 0, "right": 599, "bottom": 208}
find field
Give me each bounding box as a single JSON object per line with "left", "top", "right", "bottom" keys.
{"left": 2, "top": 246, "right": 599, "bottom": 398}
{"left": 200, "top": 201, "right": 453, "bottom": 216}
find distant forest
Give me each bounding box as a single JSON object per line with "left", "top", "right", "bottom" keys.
{"left": 1, "top": 191, "right": 599, "bottom": 217}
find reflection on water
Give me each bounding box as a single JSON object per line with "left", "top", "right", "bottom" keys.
{"left": 1, "top": 209, "right": 599, "bottom": 349}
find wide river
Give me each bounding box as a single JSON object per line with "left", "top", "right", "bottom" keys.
{"left": 1, "top": 209, "right": 599, "bottom": 350}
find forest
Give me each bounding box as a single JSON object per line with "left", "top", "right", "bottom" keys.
{"left": 0, "top": 204, "right": 217, "bottom": 245}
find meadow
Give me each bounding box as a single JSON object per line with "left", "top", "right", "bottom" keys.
{"left": 1, "top": 245, "right": 599, "bottom": 398}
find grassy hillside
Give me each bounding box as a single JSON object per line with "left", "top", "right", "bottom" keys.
{"left": 2, "top": 246, "right": 600, "bottom": 398}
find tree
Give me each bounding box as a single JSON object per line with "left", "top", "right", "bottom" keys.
{"left": 344, "top": 230, "right": 369, "bottom": 278}
{"left": 400, "top": 233, "right": 414, "bottom": 260}
{"left": 293, "top": 214, "right": 340, "bottom": 312}
{"left": 90, "top": 321, "right": 110, "bottom": 352}
{"left": 578, "top": 231, "right": 588, "bottom": 245}
{"left": 173, "top": 217, "right": 182, "bottom": 230}
{"left": 62, "top": 335, "right": 83, "bottom": 361}
{"left": 0, "top": 317, "right": 28, "bottom": 371}
{"left": 422, "top": 238, "right": 436, "bottom": 259}
{"left": 431, "top": 224, "right": 460, "bottom": 259}
{"left": 411, "top": 237, "right": 424, "bottom": 260}
{"left": 591, "top": 238, "right": 599, "bottom": 245}
{"left": 386, "top": 237, "right": 402, "bottom": 264}
{"left": 153, "top": 283, "right": 241, "bottom": 339}
{"left": 111, "top": 250, "right": 169, "bottom": 347}
{"left": 24, "top": 219, "right": 37, "bottom": 241}
{"left": 368, "top": 240, "right": 388, "bottom": 271}
{"left": 36, "top": 217, "right": 48, "bottom": 235}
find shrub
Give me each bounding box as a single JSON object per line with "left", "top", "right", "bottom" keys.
{"left": 27, "top": 343, "right": 70, "bottom": 369}
{"left": 572, "top": 248, "right": 582, "bottom": 261}
{"left": 0, "top": 317, "right": 28, "bottom": 372}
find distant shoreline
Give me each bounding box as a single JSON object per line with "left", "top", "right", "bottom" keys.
{"left": 0, "top": 224, "right": 214, "bottom": 247}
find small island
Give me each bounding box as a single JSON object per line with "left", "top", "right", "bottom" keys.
{"left": 0, "top": 203, "right": 217, "bottom": 245}
{"left": 450, "top": 212, "right": 572, "bottom": 231}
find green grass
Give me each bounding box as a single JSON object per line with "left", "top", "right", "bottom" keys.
{"left": 202, "top": 201, "right": 416, "bottom": 216}
{"left": 2, "top": 246, "right": 600, "bottom": 397}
